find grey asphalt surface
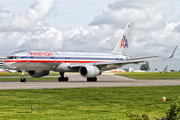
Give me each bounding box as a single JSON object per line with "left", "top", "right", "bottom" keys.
{"left": 0, "top": 73, "right": 180, "bottom": 90}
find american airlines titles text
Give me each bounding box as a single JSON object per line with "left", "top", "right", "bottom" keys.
{"left": 29, "top": 51, "right": 54, "bottom": 56}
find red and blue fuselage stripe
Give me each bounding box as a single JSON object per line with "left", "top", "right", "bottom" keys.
{"left": 4, "top": 56, "right": 124, "bottom": 63}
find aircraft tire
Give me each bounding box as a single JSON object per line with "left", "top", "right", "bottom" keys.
{"left": 87, "top": 77, "right": 97, "bottom": 82}
{"left": 20, "top": 78, "right": 26, "bottom": 82}
{"left": 65, "top": 77, "right": 68, "bottom": 82}
{"left": 58, "top": 77, "right": 62, "bottom": 82}
{"left": 58, "top": 77, "right": 68, "bottom": 82}
{"left": 23, "top": 78, "right": 27, "bottom": 82}
{"left": 93, "top": 77, "right": 97, "bottom": 82}
{"left": 87, "top": 78, "right": 91, "bottom": 82}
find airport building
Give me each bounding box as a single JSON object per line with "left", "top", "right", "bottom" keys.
{"left": 0, "top": 57, "right": 6, "bottom": 68}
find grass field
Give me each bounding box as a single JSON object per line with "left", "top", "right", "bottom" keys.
{"left": 0, "top": 72, "right": 60, "bottom": 82}
{"left": 0, "top": 77, "right": 59, "bottom": 82}
{"left": 116, "top": 72, "right": 180, "bottom": 79}
{"left": 0, "top": 86, "right": 180, "bottom": 120}
{"left": 0, "top": 72, "right": 180, "bottom": 119}
{"left": 0, "top": 72, "right": 60, "bottom": 76}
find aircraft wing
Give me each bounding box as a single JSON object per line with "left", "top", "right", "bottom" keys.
{"left": 69, "top": 46, "right": 178, "bottom": 69}
{"left": 125, "top": 46, "right": 178, "bottom": 60}
{"left": 126, "top": 56, "right": 159, "bottom": 60}
{"left": 68, "top": 58, "right": 153, "bottom": 71}
{"left": 67, "top": 56, "right": 162, "bottom": 71}
{"left": 69, "top": 59, "right": 147, "bottom": 69}
{"left": 162, "top": 46, "right": 178, "bottom": 59}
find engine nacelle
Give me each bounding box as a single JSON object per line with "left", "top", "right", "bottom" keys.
{"left": 28, "top": 70, "right": 49, "bottom": 78}
{"left": 79, "top": 66, "right": 101, "bottom": 78}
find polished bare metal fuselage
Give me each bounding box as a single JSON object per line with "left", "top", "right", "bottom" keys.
{"left": 3, "top": 50, "right": 127, "bottom": 72}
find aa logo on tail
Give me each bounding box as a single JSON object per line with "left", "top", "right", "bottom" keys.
{"left": 120, "top": 35, "right": 128, "bottom": 48}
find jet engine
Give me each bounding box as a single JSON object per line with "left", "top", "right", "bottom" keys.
{"left": 28, "top": 70, "right": 49, "bottom": 78}
{"left": 79, "top": 66, "right": 101, "bottom": 78}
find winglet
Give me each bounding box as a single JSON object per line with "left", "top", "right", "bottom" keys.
{"left": 163, "top": 46, "right": 178, "bottom": 59}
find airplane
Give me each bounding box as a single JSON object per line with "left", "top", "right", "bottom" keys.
{"left": 159, "top": 65, "right": 169, "bottom": 73}
{"left": 3, "top": 22, "right": 177, "bottom": 82}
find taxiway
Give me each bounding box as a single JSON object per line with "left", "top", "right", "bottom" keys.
{"left": 0, "top": 73, "right": 180, "bottom": 89}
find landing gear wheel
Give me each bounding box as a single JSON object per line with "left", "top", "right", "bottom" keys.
{"left": 87, "top": 78, "right": 91, "bottom": 82}
{"left": 87, "top": 77, "right": 97, "bottom": 82}
{"left": 64, "top": 77, "right": 68, "bottom": 82}
{"left": 20, "top": 78, "right": 26, "bottom": 82}
{"left": 58, "top": 77, "right": 62, "bottom": 82}
{"left": 58, "top": 77, "right": 68, "bottom": 82}
{"left": 93, "top": 77, "right": 97, "bottom": 82}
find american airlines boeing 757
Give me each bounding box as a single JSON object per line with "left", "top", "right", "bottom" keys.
{"left": 3, "top": 22, "right": 177, "bottom": 82}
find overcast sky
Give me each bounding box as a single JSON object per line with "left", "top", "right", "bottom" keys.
{"left": 0, "top": 0, "right": 180, "bottom": 70}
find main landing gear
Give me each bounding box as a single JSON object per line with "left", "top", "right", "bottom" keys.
{"left": 58, "top": 73, "right": 97, "bottom": 82}
{"left": 87, "top": 77, "right": 97, "bottom": 82}
{"left": 58, "top": 72, "right": 68, "bottom": 82}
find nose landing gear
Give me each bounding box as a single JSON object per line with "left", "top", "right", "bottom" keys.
{"left": 20, "top": 71, "right": 26, "bottom": 82}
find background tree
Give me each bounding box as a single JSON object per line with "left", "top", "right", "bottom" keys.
{"left": 140, "top": 61, "right": 150, "bottom": 70}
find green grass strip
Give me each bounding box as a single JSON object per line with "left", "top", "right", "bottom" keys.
{"left": 0, "top": 72, "right": 60, "bottom": 76}
{"left": 0, "top": 86, "right": 180, "bottom": 120}
{"left": 116, "top": 72, "right": 180, "bottom": 79}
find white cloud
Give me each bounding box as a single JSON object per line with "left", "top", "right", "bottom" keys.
{"left": 0, "top": 0, "right": 179, "bottom": 67}
{"left": 0, "top": 0, "right": 54, "bottom": 31}
{"left": 87, "top": 0, "right": 180, "bottom": 59}
{"left": 89, "top": 0, "right": 168, "bottom": 31}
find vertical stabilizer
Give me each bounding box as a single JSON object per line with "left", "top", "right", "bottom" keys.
{"left": 164, "top": 65, "right": 168, "bottom": 72}
{"left": 111, "top": 22, "right": 134, "bottom": 55}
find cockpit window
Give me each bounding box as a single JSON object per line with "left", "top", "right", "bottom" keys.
{"left": 7, "top": 56, "right": 19, "bottom": 59}
{"left": 7, "top": 56, "right": 13, "bottom": 59}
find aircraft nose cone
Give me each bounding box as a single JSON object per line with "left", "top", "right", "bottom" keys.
{"left": 3, "top": 62, "right": 11, "bottom": 69}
